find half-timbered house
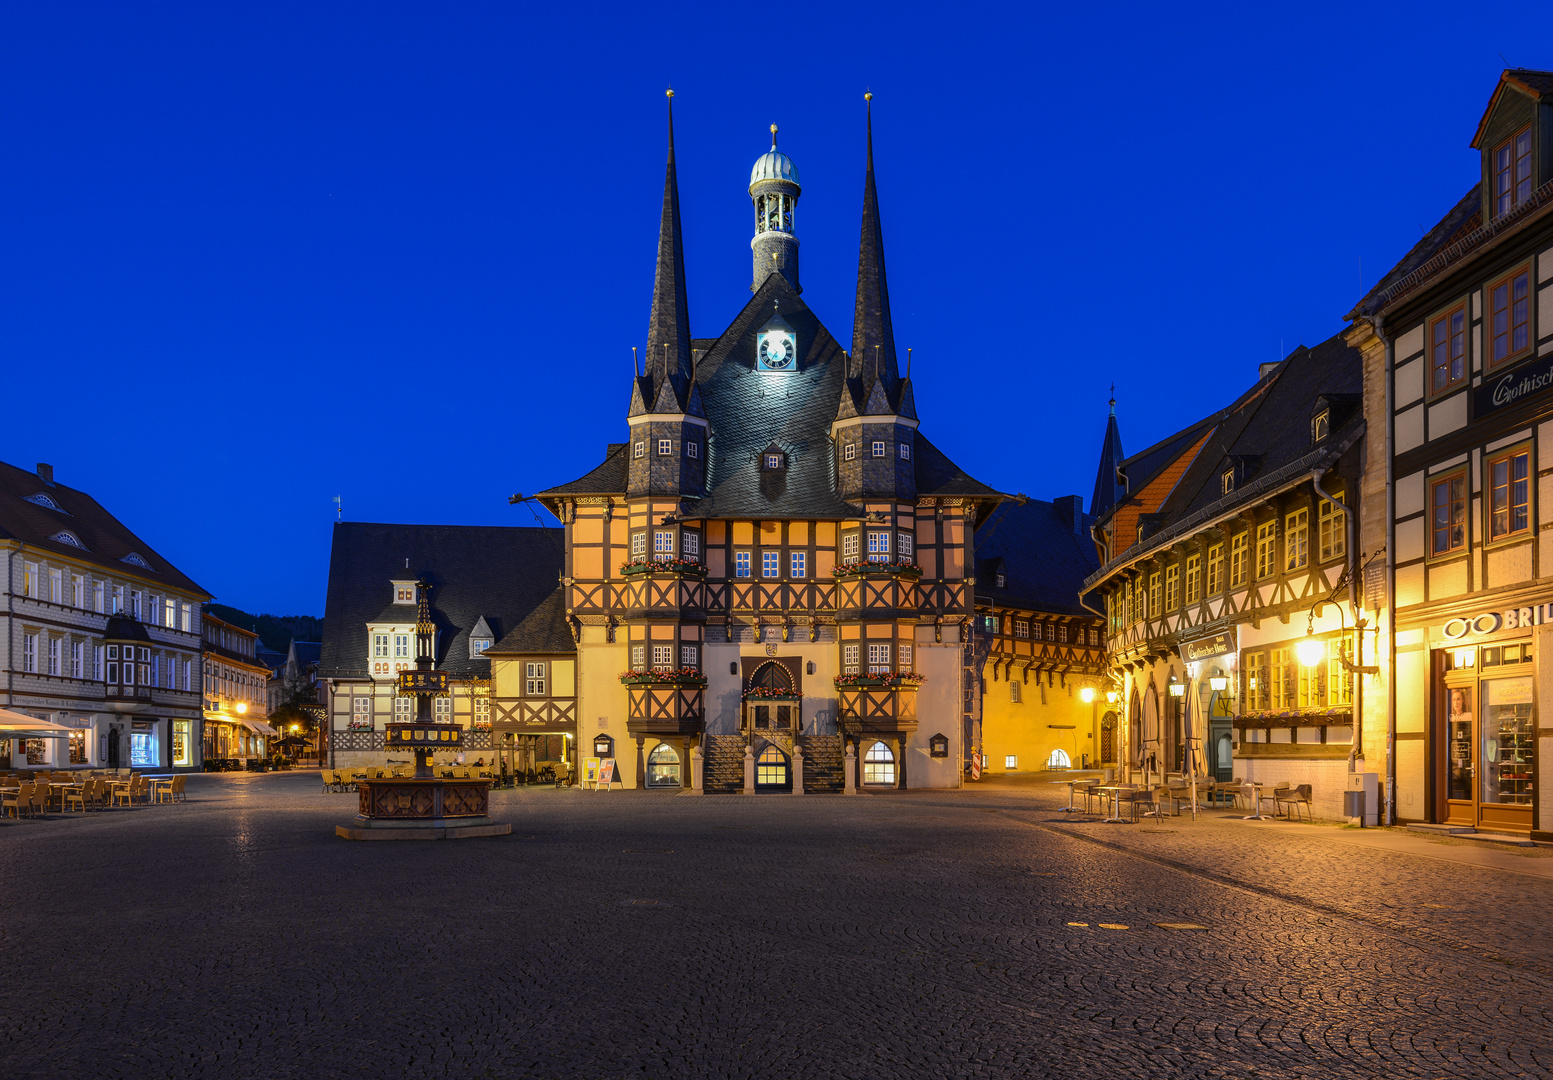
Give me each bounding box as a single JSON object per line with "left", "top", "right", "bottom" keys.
{"left": 531, "top": 95, "right": 1004, "bottom": 791}
{"left": 1348, "top": 68, "right": 1553, "bottom": 837}
{"left": 1085, "top": 337, "right": 1367, "bottom": 818}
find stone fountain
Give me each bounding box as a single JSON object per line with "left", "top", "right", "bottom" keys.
{"left": 336, "top": 579, "right": 510, "bottom": 841}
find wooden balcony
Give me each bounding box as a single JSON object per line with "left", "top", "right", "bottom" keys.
{"left": 836, "top": 681, "right": 919, "bottom": 736}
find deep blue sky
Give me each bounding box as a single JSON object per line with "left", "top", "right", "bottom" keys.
{"left": 3, "top": 3, "right": 1548, "bottom": 615}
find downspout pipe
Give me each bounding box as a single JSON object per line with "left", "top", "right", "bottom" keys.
{"left": 1311, "top": 470, "right": 1359, "bottom": 771}
{"left": 1370, "top": 314, "right": 1397, "bottom": 827}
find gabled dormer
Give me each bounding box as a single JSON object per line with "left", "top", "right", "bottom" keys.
{"left": 468, "top": 616, "right": 495, "bottom": 659}
{"left": 389, "top": 578, "right": 417, "bottom": 605}
{"left": 1310, "top": 393, "right": 1359, "bottom": 446}
{"left": 1472, "top": 69, "right": 1553, "bottom": 222}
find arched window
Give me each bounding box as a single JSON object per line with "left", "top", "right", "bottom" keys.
{"left": 1045, "top": 748, "right": 1072, "bottom": 770}
{"left": 863, "top": 741, "right": 895, "bottom": 785}
{"left": 646, "top": 743, "right": 680, "bottom": 787}
{"left": 756, "top": 744, "right": 789, "bottom": 789}
{"left": 747, "top": 662, "right": 793, "bottom": 694}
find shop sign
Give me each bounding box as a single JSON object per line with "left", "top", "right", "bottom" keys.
{"left": 1181, "top": 632, "right": 1235, "bottom": 663}
{"left": 1476, "top": 352, "right": 1553, "bottom": 418}
{"left": 1442, "top": 601, "right": 1553, "bottom": 640}
{"left": 131, "top": 720, "right": 154, "bottom": 731}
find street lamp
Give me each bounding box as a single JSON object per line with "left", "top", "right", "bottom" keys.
{"left": 1296, "top": 635, "right": 1325, "bottom": 668}
{"left": 1208, "top": 668, "right": 1228, "bottom": 692}
{"left": 235, "top": 702, "right": 248, "bottom": 714}
{"left": 1080, "top": 686, "right": 1096, "bottom": 704}
{"left": 1106, "top": 690, "right": 1118, "bottom": 705}
{"left": 1167, "top": 675, "right": 1184, "bottom": 698}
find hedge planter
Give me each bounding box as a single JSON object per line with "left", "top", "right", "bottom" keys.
{"left": 620, "top": 560, "right": 708, "bottom": 578}
{"left": 833, "top": 674, "right": 926, "bottom": 689}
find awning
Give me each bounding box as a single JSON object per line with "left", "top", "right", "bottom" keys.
{"left": 237, "top": 718, "right": 279, "bottom": 737}
{"left": 0, "top": 708, "right": 76, "bottom": 741}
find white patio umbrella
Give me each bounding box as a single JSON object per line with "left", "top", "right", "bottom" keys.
{"left": 0, "top": 708, "right": 75, "bottom": 739}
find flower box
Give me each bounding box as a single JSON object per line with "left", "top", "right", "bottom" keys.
{"left": 832, "top": 561, "right": 922, "bottom": 580}
{"left": 742, "top": 688, "right": 803, "bottom": 701}
{"left": 620, "top": 558, "right": 707, "bottom": 578}
{"left": 833, "top": 672, "right": 926, "bottom": 688}
{"left": 619, "top": 668, "right": 708, "bottom": 688}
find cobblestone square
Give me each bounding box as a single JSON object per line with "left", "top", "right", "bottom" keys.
{"left": 3, "top": 772, "right": 1552, "bottom": 1079}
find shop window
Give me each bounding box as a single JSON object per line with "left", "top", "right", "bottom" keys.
{"left": 1487, "top": 448, "right": 1530, "bottom": 541}
{"left": 1046, "top": 749, "right": 1072, "bottom": 770}
{"left": 1284, "top": 508, "right": 1309, "bottom": 571}
{"left": 1489, "top": 268, "right": 1531, "bottom": 367}
{"left": 1430, "top": 305, "right": 1467, "bottom": 393}
{"left": 1482, "top": 676, "right": 1534, "bottom": 806}
{"left": 647, "top": 743, "right": 681, "bottom": 787}
{"left": 929, "top": 733, "right": 948, "bottom": 758}
{"left": 172, "top": 720, "right": 193, "bottom": 767}
{"left": 1319, "top": 488, "right": 1346, "bottom": 561}
{"left": 130, "top": 730, "right": 158, "bottom": 767}
{"left": 863, "top": 741, "right": 896, "bottom": 785}
{"left": 1255, "top": 522, "right": 1277, "bottom": 579}
{"left": 69, "top": 730, "right": 88, "bottom": 765}
{"left": 1493, "top": 127, "right": 1533, "bottom": 218}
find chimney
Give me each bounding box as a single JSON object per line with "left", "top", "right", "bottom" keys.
{"left": 36, "top": 463, "right": 54, "bottom": 485}
{"left": 1258, "top": 361, "right": 1281, "bottom": 380}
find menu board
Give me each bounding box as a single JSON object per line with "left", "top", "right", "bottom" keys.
{"left": 598, "top": 758, "right": 616, "bottom": 790}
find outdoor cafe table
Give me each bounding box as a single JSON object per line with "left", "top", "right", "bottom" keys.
{"left": 1095, "top": 784, "right": 1139, "bottom": 823}
{"left": 1049, "top": 778, "right": 1088, "bottom": 813}
{"left": 1241, "top": 780, "right": 1269, "bottom": 820}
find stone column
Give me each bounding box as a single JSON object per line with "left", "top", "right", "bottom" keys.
{"left": 844, "top": 741, "right": 857, "bottom": 795}
{"left": 897, "top": 735, "right": 908, "bottom": 791}
{"left": 792, "top": 744, "right": 805, "bottom": 795}
{"left": 635, "top": 735, "right": 646, "bottom": 790}
{"left": 743, "top": 744, "right": 755, "bottom": 794}
{"left": 680, "top": 736, "right": 691, "bottom": 789}
{"left": 691, "top": 741, "right": 703, "bottom": 792}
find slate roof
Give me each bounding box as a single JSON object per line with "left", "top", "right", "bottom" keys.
{"left": 1089, "top": 403, "right": 1125, "bottom": 518}
{"left": 0, "top": 458, "right": 209, "bottom": 597}
{"left": 1348, "top": 187, "right": 1481, "bottom": 319}
{"left": 542, "top": 275, "right": 999, "bottom": 520}
{"left": 1084, "top": 332, "right": 1364, "bottom": 588}
{"left": 486, "top": 587, "right": 575, "bottom": 655}
{"left": 974, "top": 496, "right": 1100, "bottom": 618}
{"left": 319, "top": 523, "right": 564, "bottom": 679}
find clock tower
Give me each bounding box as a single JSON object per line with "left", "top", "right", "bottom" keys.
{"left": 749, "top": 125, "right": 801, "bottom": 293}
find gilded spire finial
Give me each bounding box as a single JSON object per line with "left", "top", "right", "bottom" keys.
{"left": 770, "top": 122, "right": 778, "bottom": 150}
{"left": 864, "top": 90, "right": 873, "bottom": 102}
{"left": 666, "top": 87, "right": 674, "bottom": 98}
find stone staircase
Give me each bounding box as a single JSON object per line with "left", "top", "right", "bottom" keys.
{"left": 703, "top": 735, "right": 746, "bottom": 794}
{"left": 802, "top": 735, "right": 844, "bottom": 793}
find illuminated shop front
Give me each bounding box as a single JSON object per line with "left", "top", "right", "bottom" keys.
{"left": 1429, "top": 602, "right": 1542, "bottom": 835}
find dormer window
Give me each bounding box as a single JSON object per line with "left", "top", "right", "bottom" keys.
{"left": 23, "top": 492, "right": 64, "bottom": 511}
{"left": 995, "top": 572, "right": 1006, "bottom": 588}
{"left": 1311, "top": 408, "right": 1330, "bottom": 443}
{"left": 396, "top": 586, "right": 413, "bottom": 602}
{"left": 121, "top": 552, "right": 151, "bottom": 569}
{"left": 1494, "top": 127, "right": 1533, "bottom": 218}
{"left": 50, "top": 531, "right": 86, "bottom": 549}
{"left": 1222, "top": 469, "right": 1235, "bottom": 495}
{"left": 765, "top": 453, "right": 783, "bottom": 469}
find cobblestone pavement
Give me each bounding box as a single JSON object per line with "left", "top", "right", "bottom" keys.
{"left": 2, "top": 773, "right": 1552, "bottom": 1079}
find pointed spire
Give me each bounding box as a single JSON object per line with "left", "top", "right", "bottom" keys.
{"left": 1090, "top": 392, "right": 1127, "bottom": 518}
{"left": 638, "top": 88, "right": 693, "bottom": 415}
{"left": 851, "top": 91, "right": 899, "bottom": 406}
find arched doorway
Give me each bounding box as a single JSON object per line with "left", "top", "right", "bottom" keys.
{"left": 748, "top": 662, "right": 793, "bottom": 694}
{"left": 755, "top": 744, "right": 790, "bottom": 791}
{"left": 1045, "top": 748, "right": 1072, "bottom": 770}
{"left": 646, "top": 742, "right": 681, "bottom": 787}
{"left": 862, "top": 740, "right": 895, "bottom": 786}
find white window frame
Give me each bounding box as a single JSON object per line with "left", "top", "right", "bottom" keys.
{"left": 842, "top": 643, "right": 860, "bottom": 674}
{"left": 765, "top": 453, "right": 782, "bottom": 469}
{"left": 651, "top": 645, "right": 673, "bottom": 670}
{"left": 373, "top": 634, "right": 389, "bottom": 657}
{"left": 866, "top": 531, "right": 890, "bottom": 562}
{"left": 22, "top": 633, "right": 37, "bottom": 673}
{"left": 1010, "top": 681, "right": 1022, "bottom": 704}
{"left": 867, "top": 642, "right": 890, "bottom": 674}
{"left": 899, "top": 443, "right": 910, "bottom": 460}
{"left": 631, "top": 645, "right": 645, "bottom": 668}
{"left": 654, "top": 531, "right": 675, "bottom": 559}
{"left": 71, "top": 641, "right": 83, "bottom": 679}
{"left": 181, "top": 602, "right": 192, "bottom": 632}
{"left": 790, "top": 551, "right": 806, "bottom": 578}
{"left": 686, "top": 441, "right": 699, "bottom": 459}
{"left": 434, "top": 697, "right": 451, "bottom": 719}
{"left": 394, "top": 696, "right": 412, "bottom": 720}
{"left": 658, "top": 438, "right": 672, "bottom": 456}
{"left": 394, "top": 635, "right": 409, "bottom": 658}
{"left": 23, "top": 561, "right": 39, "bottom": 599}
{"left": 681, "top": 645, "right": 698, "bottom": 669}
{"left": 634, "top": 441, "right": 645, "bottom": 458}
{"left": 842, "top": 533, "right": 860, "bottom": 565}
{"left": 762, "top": 550, "right": 780, "bottom": 577}
{"left": 734, "top": 551, "right": 751, "bottom": 578}
{"left": 47, "top": 636, "right": 60, "bottom": 675}
{"left": 898, "top": 532, "right": 913, "bottom": 560}
{"left": 871, "top": 441, "right": 886, "bottom": 457}
{"left": 525, "top": 662, "right": 547, "bottom": 695}
{"left": 844, "top": 443, "right": 856, "bottom": 461}
{"left": 899, "top": 643, "right": 912, "bottom": 669}
{"left": 631, "top": 532, "right": 647, "bottom": 557}
{"left": 682, "top": 532, "right": 699, "bottom": 557}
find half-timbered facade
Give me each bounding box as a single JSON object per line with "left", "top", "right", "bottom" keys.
{"left": 972, "top": 495, "right": 1106, "bottom": 775}
{"left": 1348, "top": 68, "right": 1553, "bottom": 837}
{"left": 317, "top": 523, "right": 563, "bottom": 769}
{"left": 534, "top": 96, "right": 1002, "bottom": 791}
{"left": 1085, "top": 338, "right": 1367, "bottom": 817}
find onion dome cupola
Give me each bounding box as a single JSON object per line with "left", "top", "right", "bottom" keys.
{"left": 750, "top": 124, "right": 802, "bottom": 294}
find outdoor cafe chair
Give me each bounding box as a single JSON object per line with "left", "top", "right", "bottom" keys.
{"left": 65, "top": 784, "right": 87, "bottom": 813}
{"left": 1276, "top": 783, "right": 1313, "bottom": 822}
{"left": 1260, "top": 783, "right": 1291, "bottom": 818}
{"left": 111, "top": 779, "right": 136, "bottom": 808}
{"left": 31, "top": 782, "right": 52, "bottom": 816}
{"left": 3, "top": 783, "right": 32, "bottom": 819}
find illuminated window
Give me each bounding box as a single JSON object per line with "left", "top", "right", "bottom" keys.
{"left": 1430, "top": 306, "right": 1467, "bottom": 393}
{"left": 1489, "top": 268, "right": 1531, "bottom": 367}
{"left": 1284, "top": 508, "right": 1308, "bottom": 571}
{"left": 1430, "top": 472, "right": 1466, "bottom": 556}
{"left": 1164, "top": 564, "right": 1180, "bottom": 611}
{"left": 1010, "top": 680, "right": 1022, "bottom": 704}
{"left": 1148, "top": 572, "right": 1160, "bottom": 618}
{"left": 1185, "top": 554, "right": 1201, "bottom": 604}
{"left": 756, "top": 744, "right": 788, "bottom": 786}
{"left": 1255, "top": 522, "right": 1277, "bottom": 579}
{"left": 1229, "top": 533, "right": 1248, "bottom": 587}
{"left": 863, "top": 741, "right": 896, "bottom": 785}
{"left": 1014, "top": 619, "right": 1029, "bottom": 639}
{"left": 1319, "top": 489, "right": 1346, "bottom": 561}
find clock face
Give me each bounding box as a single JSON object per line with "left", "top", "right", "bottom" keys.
{"left": 758, "top": 332, "right": 795, "bottom": 371}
